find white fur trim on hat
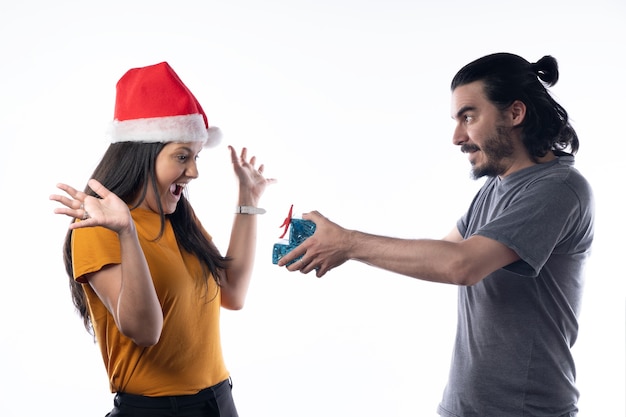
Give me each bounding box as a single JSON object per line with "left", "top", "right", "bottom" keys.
{"left": 108, "top": 114, "right": 223, "bottom": 146}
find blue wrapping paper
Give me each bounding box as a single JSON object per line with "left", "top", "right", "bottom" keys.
{"left": 272, "top": 218, "right": 316, "bottom": 265}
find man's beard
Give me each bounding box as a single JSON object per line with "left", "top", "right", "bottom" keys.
{"left": 463, "top": 125, "right": 515, "bottom": 179}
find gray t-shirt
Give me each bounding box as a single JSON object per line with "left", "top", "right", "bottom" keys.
{"left": 437, "top": 155, "right": 594, "bottom": 417}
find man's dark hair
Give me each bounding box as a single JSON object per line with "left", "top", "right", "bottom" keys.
{"left": 451, "top": 52, "right": 579, "bottom": 158}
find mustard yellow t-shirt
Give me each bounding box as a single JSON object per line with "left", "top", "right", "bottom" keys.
{"left": 72, "top": 208, "right": 229, "bottom": 396}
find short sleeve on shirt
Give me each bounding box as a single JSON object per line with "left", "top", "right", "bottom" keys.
{"left": 72, "top": 225, "right": 121, "bottom": 283}
{"left": 458, "top": 167, "right": 593, "bottom": 277}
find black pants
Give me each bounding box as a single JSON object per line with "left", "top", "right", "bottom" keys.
{"left": 105, "top": 378, "right": 239, "bottom": 417}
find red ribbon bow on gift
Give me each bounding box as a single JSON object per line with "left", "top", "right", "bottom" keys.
{"left": 279, "top": 204, "right": 294, "bottom": 239}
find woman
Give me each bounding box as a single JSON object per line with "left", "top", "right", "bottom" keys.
{"left": 50, "top": 62, "right": 275, "bottom": 416}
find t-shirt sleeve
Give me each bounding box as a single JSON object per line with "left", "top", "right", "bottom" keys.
{"left": 471, "top": 180, "right": 588, "bottom": 277}
{"left": 72, "top": 225, "right": 121, "bottom": 283}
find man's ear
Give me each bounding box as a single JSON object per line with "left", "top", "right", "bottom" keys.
{"left": 509, "top": 100, "right": 527, "bottom": 127}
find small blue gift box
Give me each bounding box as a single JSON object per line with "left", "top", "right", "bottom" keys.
{"left": 272, "top": 218, "right": 316, "bottom": 265}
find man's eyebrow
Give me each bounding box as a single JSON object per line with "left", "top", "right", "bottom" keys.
{"left": 453, "top": 105, "right": 476, "bottom": 120}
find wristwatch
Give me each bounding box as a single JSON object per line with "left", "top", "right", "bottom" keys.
{"left": 235, "top": 205, "right": 266, "bottom": 215}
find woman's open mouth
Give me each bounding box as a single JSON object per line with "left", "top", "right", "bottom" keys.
{"left": 170, "top": 183, "right": 185, "bottom": 197}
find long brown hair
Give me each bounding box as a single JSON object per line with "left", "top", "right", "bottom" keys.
{"left": 63, "top": 141, "right": 229, "bottom": 333}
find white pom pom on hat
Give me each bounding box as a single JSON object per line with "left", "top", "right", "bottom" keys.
{"left": 107, "top": 62, "right": 221, "bottom": 148}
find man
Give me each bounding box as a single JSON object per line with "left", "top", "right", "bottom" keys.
{"left": 278, "top": 53, "right": 594, "bottom": 417}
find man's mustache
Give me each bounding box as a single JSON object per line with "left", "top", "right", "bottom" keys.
{"left": 461, "top": 143, "right": 480, "bottom": 153}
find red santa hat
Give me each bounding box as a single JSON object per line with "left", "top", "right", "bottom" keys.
{"left": 107, "top": 62, "right": 221, "bottom": 147}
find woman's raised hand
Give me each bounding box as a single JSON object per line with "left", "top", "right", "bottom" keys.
{"left": 50, "top": 178, "right": 134, "bottom": 234}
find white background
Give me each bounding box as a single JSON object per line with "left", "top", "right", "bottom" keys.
{"left": 0, "top": 1, "right": 623, "bottom": 416}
